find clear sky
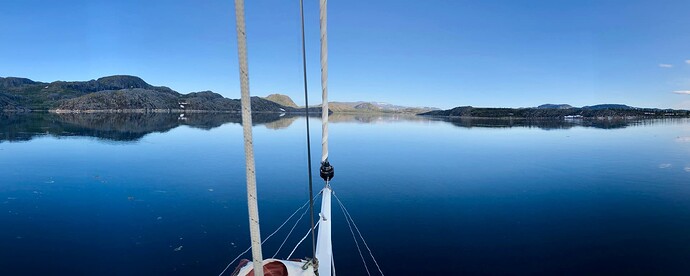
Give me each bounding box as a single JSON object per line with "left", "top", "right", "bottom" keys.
{"left": 1, "top": 0, "right": 690, "bottom": 109}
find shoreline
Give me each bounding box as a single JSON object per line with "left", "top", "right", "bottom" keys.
{"left": 418, "top": 114, "right": 690, "bottom": 120}
{"left": 4, "top": 109, "right": 690, "bottom": 119}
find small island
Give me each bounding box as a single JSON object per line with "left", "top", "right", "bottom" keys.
{"left": 418, "top": 104, "right": 690, "bottom": 119}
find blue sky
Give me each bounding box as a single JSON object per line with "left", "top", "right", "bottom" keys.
{"left": 1, "top": 0, "right": 689, "bottom": 109}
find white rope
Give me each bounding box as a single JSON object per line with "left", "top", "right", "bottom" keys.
{"left": 336, "top": 194, "right": 370, "bottom": 276}
{"left": 287, "top": 220, "right": 321, "bottom": 260}
{"left": 319, "top": 0, "right": 329, "bottom": 163}
{"left": 272, "top": 204, "right": 310, "bottom": 258}
{"left": 233, "top": 0, "right": 263, "bottom": 275}
{"left": 218, "top": 196, "right": 317, "bottom": 276}
{"left": 334, "top": 194, "right": 385, "bottom": 276}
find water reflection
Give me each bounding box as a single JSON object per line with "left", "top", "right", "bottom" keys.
{"left": 441, "top": 117, "right": 580, "bottom": 129}
{"left": 1, "top": 112, "right": 689, "bottom": 143}
{"left": 263, "top": 116, "right": 298, "bottom": 130}
{"left": 0, "top": 112, "right": 298, "bottom": 143}
{"left": 433, "top": 117, "right": 690, "bottom": 130}
{"left": 328, "top": 113, "right": 427, "bottom": 123}
{"left": 676, "top": 136, "right": 690, "bottom": 143}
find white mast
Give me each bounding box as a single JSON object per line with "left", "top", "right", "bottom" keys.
{"left": 319, "top": 0, "right": 330, "bottom": 165}
{"left": 233, "top": 0, "right": 264, "bottom": 275}
{"left": 315, "top": 0, "right": 333, "bottom": 275}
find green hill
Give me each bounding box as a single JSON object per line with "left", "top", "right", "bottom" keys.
{"left": 0, "top": 75, "right": 319, "bottom": 113}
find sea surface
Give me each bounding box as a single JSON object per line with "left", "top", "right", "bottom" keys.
{"left": 1, "top": 112, "right": 690, "bottom": 275}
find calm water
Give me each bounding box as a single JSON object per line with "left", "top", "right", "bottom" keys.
{"left": 1, "top": 113, "right": 690, "bottom": 275}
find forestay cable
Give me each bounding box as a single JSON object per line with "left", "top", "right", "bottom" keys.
{"left": 218, "top": 194, "right": 319, "bottom": 276}
{"left": 334, "top": 193, "right": 385, "bottom": 276}
{"left": 336, "top": 194, "right": 370, "bottom": 276}
{"left": 272, "top": 205, "right": 310, "bottom": 258}
{"left": 288, "top": 220, "right": 321, "bottom": 260}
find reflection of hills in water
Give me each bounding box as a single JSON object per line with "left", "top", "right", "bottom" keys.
{"left": 328, "top": 114, "right": 688, "bottom": 130}
{"left": 263, "top": 116, "right": 299, "bottom": 130}
{"left": 434, "top": 117, "right": 690, "bottom": 130}
{"left": 0, "top": 112, "right": 303, "bottom": 143}
{"left": 328, "top": 113, "right": 427, "bottom": 124}
{"left": 2, "top": 113, "right": 688, "bottom": 143}
{"left": 327, "top": 114, "right": 689, "bottom": 130}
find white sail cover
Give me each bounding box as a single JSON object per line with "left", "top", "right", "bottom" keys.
{"left": 315, "top": 187, "right": 333, "bottom": 276}
{"left": 233, "top": 259, "right": 316, "bottom": 276}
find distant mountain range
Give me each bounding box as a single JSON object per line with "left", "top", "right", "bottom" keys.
{"left": 537, "top": 104, "right": 573, "bottom": 109}
{"left": 324, "top": 101, "right": 439, "bottom": 114}
{"left": 262, "top": 94, "right": 439, "bottom": 114}
{"left": 537, "top": 103, "right": 641, "bottom": 110}
{"left": 422, "top": 104, "right": 690, "bottom": 118}
{"left": 3, "top": 75, "right": 688, "bottom": 118}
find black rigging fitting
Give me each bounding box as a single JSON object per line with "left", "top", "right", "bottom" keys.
{"left": 320, "top": 161, "right": 334, "bottom": 182}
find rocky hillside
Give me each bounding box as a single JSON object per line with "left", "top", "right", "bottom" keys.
{"left": 0, "top": 92, "right": 25, "bottom": 111}
{"left": 56, "top": 89, "right": 310, "bottom": 113}
{"left": 0, "top": 75, "right": 317, "bottom": 113}
{"left": 0, "top": 75, "right": 179, "bottom": 110}
{"left": 56, "top": 89, "right": 180, "bottom": 110}
{"left": 265, "top": 94, "right": 298, "bottom": 107}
